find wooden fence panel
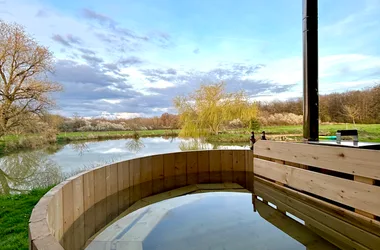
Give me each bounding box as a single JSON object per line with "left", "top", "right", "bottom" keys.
{"left": 254, "top": 140, "right": 380, "bottom": 180}
{"left": 255, "top": 179, "right": 380, "bottom": 250}
{"left": 254, "top": 181, "right": 368, "bottom": 250}
{"left": 254, "top": 158, "right": 380, "bottom": 217}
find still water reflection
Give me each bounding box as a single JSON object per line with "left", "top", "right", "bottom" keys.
{"left": 0, "top": 137, "right": 249, "bottom": 194}
{"left": 87, "top": 192, "right": 337, "bottom": 250}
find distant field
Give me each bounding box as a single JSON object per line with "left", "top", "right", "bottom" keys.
{"left": 263, "top": 124, "right": 380, "bottom": 136}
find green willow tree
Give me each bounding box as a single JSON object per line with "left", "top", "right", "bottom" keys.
{"left": 174, "top": 82, "right": 258, "bottom": 137}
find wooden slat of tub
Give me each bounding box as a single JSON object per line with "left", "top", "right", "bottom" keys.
{"left": 83, "top": 171, "right": 95, "bottom": 241}
{"left": 174, "top": 153, "right": 187, "bottom": 187}
{"left": 117, "top": 161, "right": 130, "bottom": 213}
{"left": 51, "top": 187, "right": 63, "bottom": 241}
{"left": 245, "top": 150, "right": 253, "bottom": 191}
{"left": 232, "top": 150, "right": 246, "bottom": 186}
{"left": 140, "top": 157, "right": 153, "bottom": 198}
{"left": 131, "top": 158, "right": 141, "bottom": 203}
{"left": 198, "top": 151, "right": 210, "bottom": 183}
{"left": 254, "top": 158, "right": 380, "bottom": 217}
{"left": 164, "top": 153, "right": 176, "bottom": 190}
{"left": 209, "top": 150, "right": 222, "bottom": 183}
{"left": 72, "top": 176, "right": 85, "bottom": 250}
{"left": 254, "top": 140, "right": 380, "bottom": 180}
{"left": 254, "top": 178, "right": 380, "bottom": 250}
{"left": 152, "top": 155, "right": 164, "bottom": 194}
{"left": 62, "top": 181, "right": 74, "bottom": 249}
{"left": 221, "top": 150, "right": 233, "bottom": 183}
{"left": 94, "top": 167, "right": 107, "bottom": 232}
{"left": 186, "top": 151, "right": 198, "bottom": 185}
{"left": 106, "top": 164, "right": 119, "bottom": 224}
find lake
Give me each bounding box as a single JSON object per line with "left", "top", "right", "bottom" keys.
{"left": 0, "top": 137, "right": 249, "bottom": 195}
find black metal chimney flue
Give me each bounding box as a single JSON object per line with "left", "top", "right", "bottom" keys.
{"left": 303, "top": 0, "right": 319, "bottom": 141}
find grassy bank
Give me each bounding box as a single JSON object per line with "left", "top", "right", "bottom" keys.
{"left": 206, "top": 124, "right": 380, "bottom": 142}
{"left": 0, "top": 187, "right": 52, "bottom": 250}
{"left": 57, "top": 129, "right": 179, "bottom": 142}
{"left": 0, "top": 129, "right": 179, "bottom": 156}
{"left": 1, "top": 124, "right": 380, "bottom": 156}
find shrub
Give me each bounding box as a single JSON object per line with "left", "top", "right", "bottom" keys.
{"left": 249, "top": 118, "right": 261, "bottom": 131}
{"left": 259, "top": 113, "right": 303, "bottom": 126}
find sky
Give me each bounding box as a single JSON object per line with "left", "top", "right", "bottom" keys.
{"left": 1, "top": 0, "right": 380, "bottom": 118}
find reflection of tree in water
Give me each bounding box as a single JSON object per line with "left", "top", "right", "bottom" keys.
{"left": 162, "top": 136, "right": 176, "bottom": 142}
{"left": 126, "top": 138, "right": 145, "bottom": 153}
{"left": 179, "top": 138, "right": 214, "bottom": 151}
{"left": 70, "top": 142, "right": 89, "bottom": 156}
{"left": 0, "top": 151, "right": 62, "bottom": 195}
{"left": 44, "top": 143, "right": 65, "bottom": 154}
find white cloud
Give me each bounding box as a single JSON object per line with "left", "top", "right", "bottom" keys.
{"left": 253, "top": 57, "right": 302, "bottom": 85}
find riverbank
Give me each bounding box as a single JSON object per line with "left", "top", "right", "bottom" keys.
{"left": 1, "top": 124, "right": 380, "bottom": 156}
{"left": 0, "top": 187, "right": 52, "bottom": 250}
{"left": 0, "top": 129, "right": 179, "bottom": 156}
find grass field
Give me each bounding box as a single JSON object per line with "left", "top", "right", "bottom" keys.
{"left": 206, "top": 124, "right": 380, "bottom": 142}
{"left": 0, "top": 187, "right": 52, "bottom": 250}
{"left": 57, "top": 129, "right": 179, "bottom": 142}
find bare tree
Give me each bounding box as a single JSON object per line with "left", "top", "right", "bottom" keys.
{"left": 0, "top": 20, "right": 62, "bottom": 137}
{"left": 343, "top": 104, "right": 360, "bottom": 126}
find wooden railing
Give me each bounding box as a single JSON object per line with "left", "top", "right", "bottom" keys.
{"left": 28, "top": 150, "right": 253, "bottom": 250}
{"left": 29, "top": 142, "right": 380, "bottom": 250}
{"left": 253, "top": 140, "right": 380, "bottom": 250}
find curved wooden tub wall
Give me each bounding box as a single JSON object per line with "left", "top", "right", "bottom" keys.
{"left": 29, "top": 142, "right": 380, "bottom": 250}
{"left": 28, "top": 150, "right": 254, "bottom": 250}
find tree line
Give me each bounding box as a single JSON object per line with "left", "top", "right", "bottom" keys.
{"left": 259, "top": 84, "right": 380, "bottom": 125}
